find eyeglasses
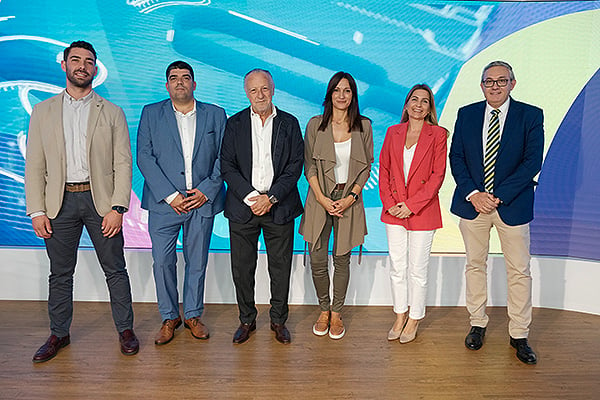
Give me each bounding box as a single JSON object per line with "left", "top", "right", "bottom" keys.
{"left": 482, "top": 78, "right": 510, "bottom": 88}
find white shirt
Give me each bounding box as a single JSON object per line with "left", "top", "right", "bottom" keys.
{"left": 334, "top": 139, "right": 351, "bottom": 184}
{"left": 63, "top": 89, "right": 93, "bottom": 183}
{"left": 243, "top": 106, "right": 277, "bottom": 206}
{"left": 403, "top": 143, "right": 416, "bottom": 183}
{"left": 165, "top": 101, "right": 197, "bottom": 204}
{"left": 466, "top": 98, "right": 510, "bottom": 201}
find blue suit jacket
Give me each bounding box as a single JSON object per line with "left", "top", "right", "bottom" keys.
{"left": 220, "top": 107, "right": 304, "bottom": 225}
{"left": 449, "top": 98, "right": 544, "bottom": 226}
{"left": 137, "top": 99, "right": 227, "bottom": 216}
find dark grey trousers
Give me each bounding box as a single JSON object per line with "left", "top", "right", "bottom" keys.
{"left": 44, "top": 191, "right": 134, "bottom": 337}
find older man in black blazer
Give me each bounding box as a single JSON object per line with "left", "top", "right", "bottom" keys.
{"left": 220, "top": 69, "right": 304, "bottom": 344}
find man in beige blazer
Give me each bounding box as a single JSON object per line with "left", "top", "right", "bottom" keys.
{"left": 25, "top": 41, "right": 138, "bottom": 363}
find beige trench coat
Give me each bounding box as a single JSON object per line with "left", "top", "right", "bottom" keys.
{"left": 299, "top": 115, "right": 374, "bottom": 256}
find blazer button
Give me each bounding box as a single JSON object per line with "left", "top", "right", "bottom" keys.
{"left": 181, "top": 172, "right": 185, "bottom": 175}
{"left": 421, "top": 180, "right": 426, "bottom": 184}
{"left": 393, "top": 190, "right": 397, "bottom": 193}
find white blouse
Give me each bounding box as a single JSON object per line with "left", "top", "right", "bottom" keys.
{"left": 334, "top": 138, "right": 352, "bottom": 184}
{"left": 403, "top": 144, "right": 416, "bottom": 183}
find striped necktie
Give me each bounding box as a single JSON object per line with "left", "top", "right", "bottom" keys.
{"left": 483, "top": 109, "right": 500, "bottom": 193}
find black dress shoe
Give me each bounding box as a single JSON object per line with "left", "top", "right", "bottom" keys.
{"left": 465, "top": 326, "right": 486, "bottom": 350}
{"left": 270, "top": 323, "right": 291, "bottom": 344}
{"left": 32, "top": 334, "right": 70, "bottom": 363}
{"left": 233, "top": 321, "right": 256, "bottom": 344}
{"left": 119, "top": 329, "right": 140, "bottom": 356}
{"left": 510, "top": 337, "right": 537, "bottom": 365}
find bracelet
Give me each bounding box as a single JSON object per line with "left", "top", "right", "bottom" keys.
{"left": 348, "top": 191, "right": 359, "bottom": 201}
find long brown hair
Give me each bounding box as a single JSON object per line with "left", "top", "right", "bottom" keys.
{"left": 318, "top": 71, "right": 367, "bottom": 132}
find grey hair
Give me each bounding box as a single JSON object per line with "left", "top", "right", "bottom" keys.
{"left": 481, "top": 61, "right": 515, "bottom": 82}
{"left": 244, "top": 68, "right": 274, "bottom": 89}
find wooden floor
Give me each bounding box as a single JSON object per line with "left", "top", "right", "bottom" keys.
{"left": 1, "top": 301, "right": 599, "bottom": 399}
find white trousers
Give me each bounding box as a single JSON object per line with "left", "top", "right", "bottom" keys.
{"left": 385, "top": 224, "right": 435, "bottom": 320}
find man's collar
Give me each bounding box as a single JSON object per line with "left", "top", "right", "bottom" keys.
{"left": 172, "top": 99, "right": 197, "bottom": 116}
{"left": 485, "top": 97, "right": 510, "bottom": 115}
{"left": 250, "top": 105, "right": 277, "bottom": 120}
{"left": 64, "top": 89, "right": 94, "bottom": 104}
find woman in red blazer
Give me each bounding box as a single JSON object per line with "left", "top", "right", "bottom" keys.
{"left": 379, "top": 84, "right": 447, "bottom": 343}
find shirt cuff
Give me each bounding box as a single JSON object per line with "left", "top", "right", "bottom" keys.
{"left": 466, "top": 190, "right": 479, "bottom": 202}
{"left": 29, "top": 211, "right": 46, "bottom": 219}
{"left": 243, "top": 190, "right": 260, "bottom": 207}
{"left": 165, "top": 191, "right": 179, "bottom": 205}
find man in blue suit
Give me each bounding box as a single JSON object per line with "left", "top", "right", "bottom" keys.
{"left": 137, "top": 61, "right": 227, "bottom": 345}
{"left": 450, "top": 61, "right": 544, "bottom": 365}
{"left": 221, "top": 69, "right": 304, "bottom": 345}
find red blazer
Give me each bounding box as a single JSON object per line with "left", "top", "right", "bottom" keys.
{"left": 379, "top": 122, "right": 447, "bottom": 230}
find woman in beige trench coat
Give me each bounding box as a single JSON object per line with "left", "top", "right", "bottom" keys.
{"left": 299, "top": 71, "right": 374, "bottom": 339}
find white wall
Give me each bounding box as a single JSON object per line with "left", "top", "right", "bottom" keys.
{"left": 2, "top": 248, "right": 599, "bottom": 315}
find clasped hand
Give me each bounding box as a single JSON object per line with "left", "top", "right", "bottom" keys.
{"left": 470, "top": 192, "right": 500, "bottom": 214}
{"left": 318, "top": 195, "right": 354, "bottom": 217}
{"left": 249, "top": 194, "right": 273, "bottom": 216}
{"left": 388, "top": 201, "right": 413, "bottom": 219}
{"left": 170, "top": 189, "right": 208, "bottom": 215}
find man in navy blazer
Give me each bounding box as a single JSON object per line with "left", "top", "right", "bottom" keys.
{"left": 221, "top": 69, "right": 303, "bottom": 344}
{"left": 137, "top": 61, "right": 227, "bottom": 345}
{"left": 450, "top": 61, "right": 544, "bottom": 364}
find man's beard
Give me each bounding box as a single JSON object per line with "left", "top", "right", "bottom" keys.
{"left": 67, "top": 69, "right": 93, "bottom": 88}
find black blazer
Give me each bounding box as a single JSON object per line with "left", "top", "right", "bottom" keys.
{"left": 220, "top": 107, "right": 304, "bottom": 225}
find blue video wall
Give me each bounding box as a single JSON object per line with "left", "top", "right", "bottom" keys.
{"left": 1, "top": 0, "right": 599, "bottom": 260}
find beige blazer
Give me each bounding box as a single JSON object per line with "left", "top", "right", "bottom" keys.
{"left": 25, "top": 91, "right": 132, "bottom": 219}
{"left": 299, "top": 115, "right": 374, "bottom": 256}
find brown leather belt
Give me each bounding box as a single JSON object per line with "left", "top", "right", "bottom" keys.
{"left": 65, "top": 182, "right": 91, "bottom": 192}
{"left": 334, "top": 183, "right": 346, "bottom": 190}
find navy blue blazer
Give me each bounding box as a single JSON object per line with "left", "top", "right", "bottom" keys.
{"left": 220, "top": 107, "right": 304, "bottom": 225}
{"left": 137, "top": 99, "right": 227, "bottom": 216}
{"left": 449, "top": 98, "right": 544, "bottom": 226}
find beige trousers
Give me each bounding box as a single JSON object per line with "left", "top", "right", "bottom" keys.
{"left": 459, "top": 210, "right": 532, "bottom": 338}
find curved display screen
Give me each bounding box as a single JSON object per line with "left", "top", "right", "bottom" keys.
{"left": 1, "top": 0, "right": 598, "bottom": 260}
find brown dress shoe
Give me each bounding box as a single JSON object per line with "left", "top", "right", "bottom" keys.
{"left": 119, "top": 329, "right": 139, "bottom": 355}
{"left": 184, "top": 316, "right": 210, "bottom": 339}
{"left": 270, "top": 323, "right": 291, "bottom": 344}
{"left": 32, "top": 335, "right": 70, "bottom": 363}
{"left": 233, "top": 321, "right": 256, "bottom": 344}
{"left": 155, "top": 316, "right": 182, "bottom": 345}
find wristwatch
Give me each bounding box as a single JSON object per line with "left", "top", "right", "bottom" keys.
{"left": 268, "top": 195, "right": 279, "bottom": 205}
{"left": 112, "top": 206, "right": 127, "bottom": 214}
{"left": 348, "top": 192, "right": 359, "bottom": 201}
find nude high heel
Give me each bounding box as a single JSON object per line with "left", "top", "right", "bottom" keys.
{"left": 399, "top": 319, "right": 420, "bottom": 344}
